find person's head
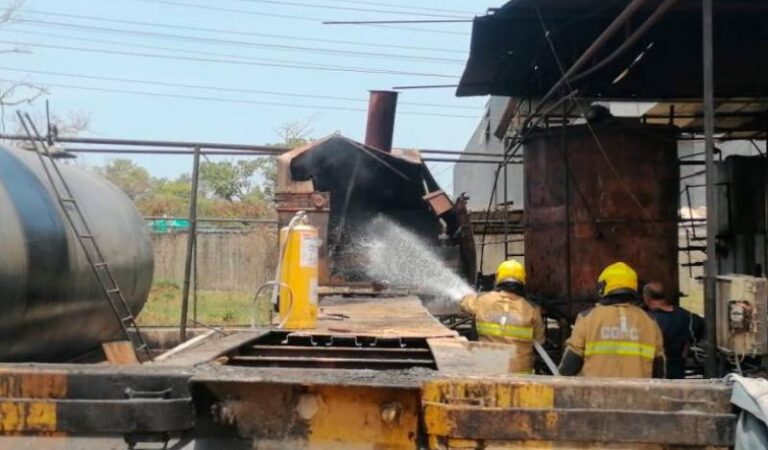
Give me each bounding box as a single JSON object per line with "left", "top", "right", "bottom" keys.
{"left": 495, "top": 259, "right": 525, "bottom": 295}
{"left": 642, "top": 281, "right": 667, "bottom": 306}
{"left": 597, "top": 262, "right": 638, "bottom": 300}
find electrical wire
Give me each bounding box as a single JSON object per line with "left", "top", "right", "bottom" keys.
{"left": 13, "top": 19, "right": 464, "bottom": 64}
{"left": 0, "top": 40, "right": 458, "bottom": 79}
{"left": 0, "top": 77, "right": 477, "bottom": 118}
{"left": 324, "top": 20, "right": 472, "bottom": 24}
{"left": 125, "top": 0, "right": 321, "bottom": 22}
{"left": 322, "top": 0, "right": 476, "bottom": 16}
{"left": 233, "top": 0, "right": 467, "bottom": 19}
{"left": 121, "top": 0, "right": 468, "bottom": 35}
{"left": 0, "top": 66, "right": 480, "bottom": 110}
{"left": 21, "top": 10, "right": 464, "bottom": 54}
{"left": 7, "top": 29, "right": 457, "bottom": 78}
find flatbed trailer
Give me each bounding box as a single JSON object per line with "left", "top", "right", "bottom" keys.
{"left": 0, "top": 296, "right": 737, "bottom": 449}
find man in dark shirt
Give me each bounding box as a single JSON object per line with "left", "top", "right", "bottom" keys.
{"left": 643, "top": 282, "right": 705, "bottom": 379}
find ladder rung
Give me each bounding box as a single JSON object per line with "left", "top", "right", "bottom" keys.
{"left": 94, "top": 262, "right": 108, "bottom": 268}
{"left": 80, "top": 234, "right": 94, "bottom": 239}
{"left": 121, "top": 315, "right": 135, "bottom": 322}
{"left": 60, "top": 198, "right": 76, "bottom": 203}
{"left": 107, "top": 288, "right": 121, "bottom": 294}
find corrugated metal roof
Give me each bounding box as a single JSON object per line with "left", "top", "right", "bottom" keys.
{"left": 457, "top": 0, "right": 768, "bottom": 101}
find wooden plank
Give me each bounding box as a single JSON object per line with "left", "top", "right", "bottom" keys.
{"left": 315, "top": 296, "right": 458, "bottom": 338}
{"left": 101, "top": 342, "right": 139, "bottom": 365}
{"left": 153, "top": 330, "right": 270, "bottom": 366}
{"left": 154, "top": 330, "right": 217, "bottom": 362}
{"left": 428, "top": 338, "right": 522, "bottom": 375}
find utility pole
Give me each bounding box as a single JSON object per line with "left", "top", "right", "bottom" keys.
{"left": 180, "top": 147, "right": 201, "bottom": 342}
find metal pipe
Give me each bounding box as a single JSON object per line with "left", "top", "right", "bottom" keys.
{"left": 702, "top": 0, "right": 718, "bottom": 378}
{"left": 64, "top": 148, "right": 280, "bottom": 156}
{"left": 532, "top": 0, "right": 650, "bottom": 117}
{"left": 364, "top": 90, "right": 399, "bottom": 153}
{"left": 424, "top": 158, "right": 516, "bottom": 164}
{"left": 3, "top": 134, "right": 482, "bottom": 157}
{"left": 504, "top": 160, "right": 509, "bottom": 258}
{"left": 418, "top": 149, "right": 505, "bottom": 157}
{"left": 570, "top": 0, "right": 681, "bottom": 84}
{"left": 180, "top": 147, "right": 201, "bottom": 343}
{"left": 144, "top": 216, "right": 277, "bottom": 224}
{"left": 1, "top": 134, "right": 287, "bottom": 152}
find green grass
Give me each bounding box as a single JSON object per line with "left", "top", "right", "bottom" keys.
{"left": 138, "top": 279, "right": 271, "bottom": 327}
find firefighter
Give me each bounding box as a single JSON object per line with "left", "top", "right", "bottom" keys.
{"left": 559, "top": 262, "right": 666, "bottom": 378}
{"left": 460, "top": 259, "right": 545, "bottom": 374}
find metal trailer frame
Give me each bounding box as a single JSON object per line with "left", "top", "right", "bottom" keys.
{"left": 0, "top": 297, "right": 739, "bottom": 449}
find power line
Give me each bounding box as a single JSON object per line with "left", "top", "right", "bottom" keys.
{"left": 0, "top": 39, "right": 458, "bottom": 78}
{"left": 325, "top": 20, "right": 472, "bottom": 25}
{"left": 322, "top": 0, "right": 475, "bottom": 15}
{"left": 22, "top": 10, "right": 464, "bottom": 54}
{"left": 14, "top": 19, "right": 464, "bottom": 64}
{"left": 122, "top": 0, "right": 467, "bottom": 35}
{"left": 233, "top": 0, "right": 467, "bottom": 19}
{"left": 0, "top": 77, "right": 478, "bottom": 118}
{"left": 0, "top": 66, "right": 479, "bottom": 110}
{"left": 124, "top": 0, "right": 319, "bottom": 22}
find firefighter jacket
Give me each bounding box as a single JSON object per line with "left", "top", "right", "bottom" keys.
{"left": 460, "top": 290, "right": 545, "bottom": 373}
{"left": 565, "top": 303, "right": 665, "bottom": 378}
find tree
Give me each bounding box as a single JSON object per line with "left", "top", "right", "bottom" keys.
{"left": 95, "top": 159, "right": 152, "bottom": 201}
{"left": 135, "top": 175, "right": 191, "bottom": 217}
{"left": 260, "top": 119, "right": 315, "bottom": 199}
{"left": 199, "top": 159, "right": 262, "bottom": 201}
{"left": 87, "top": 118, "right": 316, "bottom": 221}
{"left": 0, "top": 1, "right": 48, "bottom": 131}
{"left": 276, "top": 118, "right": 314, "bottom": 148}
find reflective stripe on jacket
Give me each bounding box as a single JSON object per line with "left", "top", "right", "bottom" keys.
{"left": 584, "top": 341, "right": 656, "bottom": 360}
{"left": 565, "top": 303, "right": 664, "bottom": 378}
{"left": 460, "top": 290, "right": 544, "bottom": 373}
{"left": 475, "top": 321, "right": 534, "bottom": 340}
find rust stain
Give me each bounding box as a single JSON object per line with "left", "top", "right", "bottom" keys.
{"left": 0, "top": 371, "right": 67, "bottom": 399}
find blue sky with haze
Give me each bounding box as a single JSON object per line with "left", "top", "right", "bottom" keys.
{"left": 3, "top": 0, "right": 494, "bottom": 192}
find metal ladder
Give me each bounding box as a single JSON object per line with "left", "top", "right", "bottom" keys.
{"left": 17, "top": 112, "right": 153, "bottom": 361}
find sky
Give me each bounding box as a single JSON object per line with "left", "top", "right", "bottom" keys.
{"left": 2, "top": 0, "right": 495, "bottom": 193}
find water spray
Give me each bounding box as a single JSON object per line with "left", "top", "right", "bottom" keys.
{"left": 362, "top": 216, "right": 474, "bottom": 302}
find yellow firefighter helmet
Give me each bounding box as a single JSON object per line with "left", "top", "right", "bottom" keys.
{"left": 495, "top": 259, "right": 526, "bottom": 286}
{"left": 597, "top": 262, "right": 638, "bottom": 297}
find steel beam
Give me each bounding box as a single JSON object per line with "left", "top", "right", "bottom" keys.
{"left": 703, "top": 0, "right": 719, "bottom": 378}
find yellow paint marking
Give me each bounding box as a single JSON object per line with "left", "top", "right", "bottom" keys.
{"left": 423, "top": 403, "right": 453, "bottom": 437}
{"left": 0, "top": 402, "right": 57, "bottom": 433}
{"left": 509, "top": 384, "right": 554, "bottom": 409}
{"left": 307, "top": 386, "right": 419, "bottom": 449}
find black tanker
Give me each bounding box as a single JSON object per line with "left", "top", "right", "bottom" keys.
{"left": 0, "top": 145, "right": 153, "bottom": 361}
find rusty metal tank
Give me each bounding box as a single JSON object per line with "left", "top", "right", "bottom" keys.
{"left": 0, "top": 145, "right": 153, "bottom": 362}
{"left": 523, "top": 119, "right": 679, "bottom": 319}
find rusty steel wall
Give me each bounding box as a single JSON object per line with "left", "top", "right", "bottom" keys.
{"left": 524, "top": 120, "right": 679, "bottom": 319}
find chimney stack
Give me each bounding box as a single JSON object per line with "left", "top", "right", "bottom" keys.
{"left": 364, "top": 90, "right": 398, "bottom": 153}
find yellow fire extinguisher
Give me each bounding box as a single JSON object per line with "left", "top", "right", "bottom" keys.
{"left": 277, "top": 211, "right": 318, "bottom": 329}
